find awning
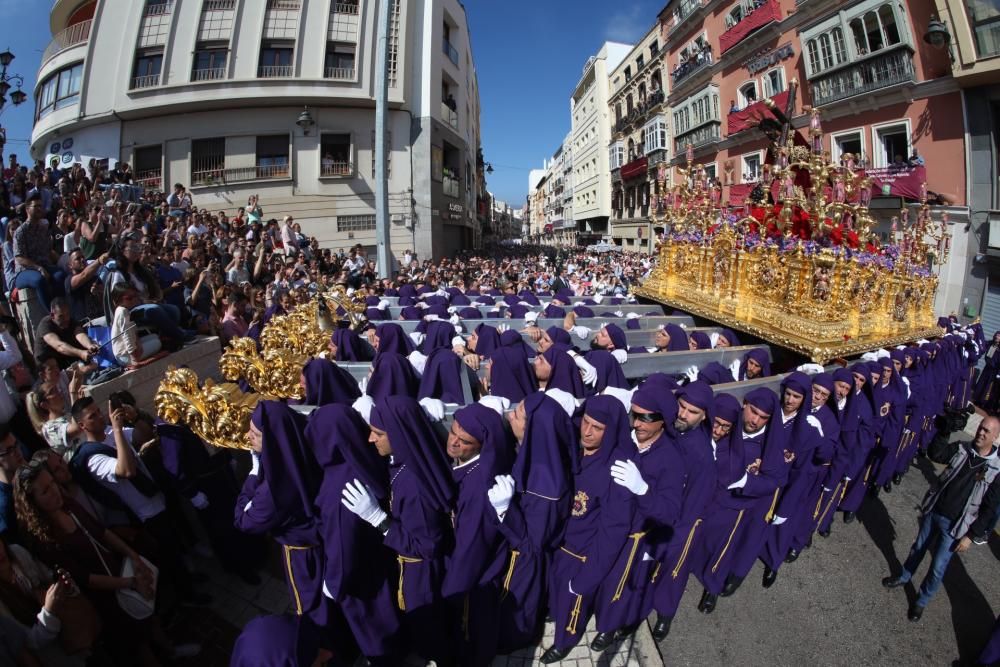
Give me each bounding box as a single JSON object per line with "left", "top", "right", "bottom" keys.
{"left": 621, "top": 156, "right": 649, "bottom": 181}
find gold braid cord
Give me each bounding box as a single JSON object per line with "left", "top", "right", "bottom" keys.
{"left": 155, "top": 367, "right": 260, "bottom": 450}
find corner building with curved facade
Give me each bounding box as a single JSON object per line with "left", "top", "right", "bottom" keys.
{"left": 32, "top": 0, "right": 483, "bottom": 261}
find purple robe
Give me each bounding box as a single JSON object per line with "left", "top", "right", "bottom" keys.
{"left": 660, "top": 324, "right": 689, "bottom": 352}
{"left": 302, "top": 358, "right": 362, "bottom": 406}
{"left": 548, "top": 396, "right": 635, "bottom": 652}
{"left": 834, "top": 371, "right": 879, "bottom": 518}
{"left": 367, "top": 352, "right": 419, "bottom": 402}
{"left": 543, "top": 304, "right": 566, "bottom": 318}
{"left": 472, "top": 323, "right": 501, "bottom": 358}
{"left": 375, "top": 323, "right": 414, "bottom": 358}
{"left": 739, "top": 348, "right": 771, "bottom": 380}
{"left": 497, "top": 394, "right": 578, "bottom": 652}
{"left": 332, "top": 328, "right": 373, "bottom": 362}
{"left": 230, "top": 614, "right": 322, "bottom": 667}
{"left": 542, "top": 344, "right": 586, "bottom": 399}
{"left": 871, "top": 358, "right": 908, "bottom": 487}
{"left": 689, "top": 331, "right": 712, "bottom": 349}
{"left": 418, "top": 348, "right": 468, "bottom": 404}
{"left": 489, "top": 346, "right": 537, "bottom": 403}
{"left": 306, "top": 405, "right": 400, "bottom": 661}
{"left": 573, "top": 305, "right": 595, "bottom": 318}
{"left": 583, "top": 349, "right": 629, "bottom": 393}
{"left": 697, "top": 361, "right": 735, "bottom": 386}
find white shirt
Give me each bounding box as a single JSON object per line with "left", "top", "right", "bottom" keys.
{"left": 110, "top": 306, "right": 137, "bottom": 361}
{"left": 86, "top": 446, "right": 165, "bottom": 522}
{"left": 186, "top": 223, "right": 208, "bottom": 236}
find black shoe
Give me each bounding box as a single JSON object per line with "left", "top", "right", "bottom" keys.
{"left": 892, "top": 473, "right": 903, "bottom": 486}
{"left": 540, "top": 646, "right": 570, "bottom": 664}
{"left": 615, "top": 622, "right": 640, "bottom": 640}
{"left": 784, "top": 549, "right": 800, "bottom": 563}
{"left": 843, "top": 511, "right": 856, "bottom": 524}
{"left": 762, "top": 567, "right": 778, "bottom": 588}
{"left": 720, "top": 574, "right": 743, "bottom": 597}
{"left": 908, "top": 604, "right": 924, "bottom": 622}
{"left": 697, "top": 589, "right": 717, "bottom": 614}
{"left": 882, "top": 482, "right": 892, "bottom": 493}
{"left": 818, "top": 528, "right": 831, "bottom": 538}
{"left": 650, "top": 615, "right": 673, "bottom": 641}
{"left": 882, "top": 576, "right": 906, "bottom": 589}
{"left": 590, "top": 632, "right": 615, "bottom": 652}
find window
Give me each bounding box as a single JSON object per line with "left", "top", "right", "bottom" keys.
{"left": 191, "top": 137, "right": 225, "bottom": 186}
{"left": 650, "top": 40, "right": 659, "bottom": 56}
{"left": 258, "top": 42, "right": 293, "bottom": 77}
{"left": 610, "top": 141, "right": 624, "bottom": 170}
{"left": 192, "top": 44, "right": 228, "bottom": 81}
{"left": 636, "top": 55, "right": 644, "bottom": 70}
{"left": 643, "top": 116, "right": 669, "bottom": 154}
{"left": 806, "top": 28, "right": 848, "bottom": 75}
{"left": 763, "top": 67, "right": 785, "bottom": 97}
{"left": 726, "top": 5, "right": 743, "bottom": 28}
{"left": 966, "top": 0, "right": 1000, "bottom": 57}
{"left": 325, "top": 42, "right": 356, "bottom": 79}
{"left": 703, "top": 163, "right": 717, "bottom": 183}
{"left": 134, "top": 145, "right": 163, "bottom": 190}
{"left": 872, "top": 122, "right": 910, "bottom": 168}
{"left": 35, "top": 62, "right": 82, "bottom": 119}
{"left": 738, "top": 81, "right": 758, "bottom": 108}
{"left": 256, "top": 135, "right": 289, "bottom": 179}
{"left": 624, "top": 66, "right": 632, "bottom": 82}
{"left": 742, "top": 152, "right": 761, "bottom": 182}
{"left": 321, "top": 133, "right": 352, "bottom": 177}
{"left": 831, "top": 129, "right": 864, "bottom": 163}
{"left": 336, "top": 215, "right": 376, "bottom": 232}
{"left": 850, "top": 6, "right": 901, "bottom": 56}
{"left": 132, "top": 50, "right": 162, "bottom": 88}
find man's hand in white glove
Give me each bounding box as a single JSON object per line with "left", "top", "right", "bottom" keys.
{"left": 479, "top": 395, "right": 510, "bottom": 415}
{"left": 341, "top": 479, "right": 388, "bottom": 528}
{"left": 806, "top": 415, "right": 824, "bottom": 437}
{"left": 771, "top": 515, "right": 787, "bottom": 525}
{"left": 611, "top": 349, "right": 628, "bottom": 364}
{"left": 610, "top": 459, "right": 648, "bottom": 496}
{"left": 419, "top": 397, "right": 446, "bottom": 421}
{"left": 573, "top": 356, "right": 598, "bottom": 386}
{"left": 570, "top": 325, "right": 592, "bottom": 340}
{"left": 249, "top": 451, "right": 261, "bottom": 476}
{"left": 487, "top": 474, "right": 515, "bottom": 517}
{"left": 408, "top": 350, "right": 428, "bottom": 375}
{"left": 685, "top": 365, "right": 700, "bottom": 383}
{"left": 524, "top": 312, "right": 539, "bottom": 325}
{"left": 729, "top": 359, "right": 742, "bottom": 379}
{"left": 497, "top": 323, "right": 510, "bottom": 334}
{"left": 728, "top": 472, "right": 748, "bottom": 490}
{"left": 352, "top": 395, "right": 375, "bottom": 423}
{"left": 614, "top": 310, "right": 625, "bottom": 318}
{"left": 408, "top": 331, "right": 425, "bottom": 346}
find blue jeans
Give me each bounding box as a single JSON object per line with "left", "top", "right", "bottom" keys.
{"left": 13, "top": 267, "right": 66, "bottom": 311}
{"left": 131, "top": 303, "right": 183, "bottom": 341}
{"left": 898, "top": 511, "right": 957, "bottom": 608}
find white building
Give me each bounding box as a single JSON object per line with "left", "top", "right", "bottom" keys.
{"left": 32, "top": 0, "right": 481, "bottom": 261}
{"left": 569, "top": 42, "right": 632, "bottom": 244}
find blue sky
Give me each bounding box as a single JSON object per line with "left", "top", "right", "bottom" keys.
{"left": 0, "top": 0, "right": 666, "bottom": 208}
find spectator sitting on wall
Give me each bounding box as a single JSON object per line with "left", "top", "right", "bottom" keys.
{"left": 33, "top": 297, "right": 99, "bottom": 372}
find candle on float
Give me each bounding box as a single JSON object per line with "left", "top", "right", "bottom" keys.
{"left": 686, "top": 144, "right": 694, "bottom": 163}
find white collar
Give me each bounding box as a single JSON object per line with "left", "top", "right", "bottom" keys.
{"left": 837, "top": 397, "right": 847, "bottom": 411}
{"left": 454, "top": 453, "right": 481, "bottom": 470}
{"left": 781, "top": 410, "right": 797, "bottom": 425}
{"left": 743, "top": 424, "right": 767, "bottom": 439}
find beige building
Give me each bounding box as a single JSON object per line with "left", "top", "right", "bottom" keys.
{"left": 570, "top": 41, "right": 632, "bottom": 244}
{"left": 607, "top": 26, "right": 668, "bottom": 251}
{"left": 33, "top": 0, "right": 482, "bottom": 261}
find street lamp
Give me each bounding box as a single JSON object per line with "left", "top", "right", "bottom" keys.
{"left": 0, "top": 48, "right": 27, "bottom": 158}
{"left": 923, "top": 17, "right": 955, "bottom": 62}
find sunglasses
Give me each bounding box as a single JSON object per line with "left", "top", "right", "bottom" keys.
{"left": 630, "top": 410, "right": 663, "bottom": 423}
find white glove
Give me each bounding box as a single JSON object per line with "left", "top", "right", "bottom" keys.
{"left": 571, "top": 325, "right": 591, "bottom": 340}
{"left": 685, "top": 365, "right": 699, "bottom": 383}
{"left": 861, "top": 351, "right": 878, "bottom": 362}
{"left": 190, "top": 492, "right": 209, "bottom": 510}
{"left": 352, "top": 395, "right": 375, "bottom": 423}
{"left": 419, "top": 397, "right": 446, "bottom": 421}
{"left": 601, "top": 386, "right": 635, "bottom": 410}
{"left": 727, "top": 472, "right": 748, "bottom": 490}
{"left": 545, "top": 388, "right": 578, "bottom": 417}
{"left": 341, "top": 479, "right": 388, "bottom": 528}
{"left": 614, "top": 310, "right": 625, "bottom": 318}
{"left": 610, "top": 459, "right": 648, "bottom": 496}
{"left": 449, "top": 315, "right": 461, "bottom": 327}
{"left": 771, "top": 515, "right": 787, "bottom": 525}
{"left": 729, "top": 359, "right": 742, "bottom": 378}
{"left": 645, "top": 346, "right": 657, "bottom": 354}
{"left": 626, "top": 312, "right": 640, "bottom": 320}
{"left": 611, "top": 349, "right": 628, "bottom": 364}
{"left": 524, "top": 311, "right": 539, "bottom": 325}
{"left": 415, "top": 302, "right": 430, "bottom": 309}
{"left": 709, "top": 332, "right": 720, "bottom": 348}
{"left": 487, "top": 474, "right": 515, "bottom": 517}
{"left": 451, "top": 335, "right": 466, "bottom": 349}
{"left": 377, "top": 299, "right": 390, "bottom": 310}
{"left": 408, "top": 331, "right": 425, "bottom": 346}
{"left": 806, "top": 414, "right": 824, "bottom": 437}
{"left": 447, "top": 306, "right": 458, "bottom": 314}
{"left": 249, "top": 451, "right": 261, "bottom": 476}
{"left": 408, "top": 350, "right": 428, "bottom": 375}
{"left": 574, "top": 356, "right": 598, "bottom": 386}
{"left": 518, "top": 301, "right": 532, "bottom": 307}
{"left": 497, "top": 323, "right": 510, "bottom": 334}
{"left": 479, "top": 395, "right": 510, "bottom": 415}
{"left": 593, "top": 294, "right": 604, "bottom": 304}
{"left": 796, "top": 363, "right": 825, "bottom": 375}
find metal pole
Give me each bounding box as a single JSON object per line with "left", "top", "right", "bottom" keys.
{"left": 374, "top": 0, "right": 392, "bottom": 278}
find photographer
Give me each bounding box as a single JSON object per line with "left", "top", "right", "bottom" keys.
{"left": 882, "top": 414, "right": 1000, "bottom": 621}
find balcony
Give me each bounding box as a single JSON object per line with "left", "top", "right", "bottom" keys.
{"left": 144, "top": 1, "right": 174, "bottom": 16}
{"left": 42, "top": 19, "right": 92, "bottom": 65}
{"left": 131, "top": 74, "right": 161, "bottom": 90}
{"left": 666, "top": 0, "right": 707, "bottom": 37}
{"left": 614, "top": 89, "right": 666, "bottom": 134}
{"left": 134, "top": 169, "right": 162, "bottom": 191}
{"left": 810, "top": 48, "right": 915, "bottom": 107}
{"left": 674, "top": 123, "right": 721, "bottom": 154}
{"left": 443, "top": 174, "right": 460, "bottom": 198}
{"left": 671, "top": 50, "right": 712, "bottom": 87}
{"left": 719, "top": 0, "right": 782, "bottom": 56}
{"left": 192, "top": 68, "right": 226, "bottom": 82}
{"left": 325, "top": 66, "right": 355, "bottom": 80}
{"left": 258, "top": 65, "right": 294, "bottom": 78}
{"left": 621, "top": 156, "right": 649, "bottom": 181}
{"left": 333, "top": 2, "right": 359, "bottom": 13}
{"left": 441, "top": 101, "right": 458, "bottom": 129}
{"left": 191, "top": 163, "right": 290, "bottom": 187}
{"left": 727, "top": 89, "right": 789, "bottom": 135}
{"left": 442, "top": 37, "right": 459, "bottom": 66}
{"left": 203, "top": 0, "right": 236, "bottom": 8}
{"left": 320, "top": 161, "right": 352, "bottom": 177}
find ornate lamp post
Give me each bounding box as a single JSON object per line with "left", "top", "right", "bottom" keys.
{"left": 0, "top": 49, "right": 28, "bottom": 157}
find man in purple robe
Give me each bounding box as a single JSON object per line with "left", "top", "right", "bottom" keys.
{"left": 306, "top": 405, "right": 400, "bottom": 665}
{"left": 827, "top": 362, "right": 878, "bottom": 533}
{"left": 366, "top": 353, "right": 420, "bottom": 402}
{"left": 441, "top": 404, "right": 514, "bottom": 666}
{"left": 870, "top": 357, "right": 907, "bottom": 495}
{"left": 230, "top": 614, "right": 323, "bottom": 667}
{"left": 488, "top": 393, "right": 578, "bottom": 653}
{"left": 690, "top": 387, "right": 784, "bottom": 613}
{"left": 488, "top": 347, "right": 537, "bottom": 403}
{"left": 235, "top": 402, "right": 334, "bottom": 637}
{"left": 539, "top": 396, "right": 635, "bottom": 663}
{"left": 338, "top": 396, "right": 455, "bottom": 665}
{"left": 301, "top": 358, "right": 362, "bottom": 406}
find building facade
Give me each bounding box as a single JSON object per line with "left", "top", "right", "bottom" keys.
{"left": 33, "top": 0, "right": 482, "bottom": 262}
{"left": 570, "top": 42, "right": 633, "bottom": 245}
{"left": 608, "top": 25, "right": 668, "bottom": 251}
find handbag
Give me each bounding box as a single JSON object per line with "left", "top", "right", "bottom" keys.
{"left": 71, "top": 511, "right": 158, "bottom": 620}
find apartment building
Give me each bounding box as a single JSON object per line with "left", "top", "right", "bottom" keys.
{"left": 34, "top": 0, "right": 482, "bottom": 261}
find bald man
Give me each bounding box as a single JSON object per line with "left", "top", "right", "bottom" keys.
{"left": 882, "top": 415, "right": 1000, "bottom": 622}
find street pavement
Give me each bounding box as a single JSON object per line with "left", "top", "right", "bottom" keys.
{"left": 657, "top": 430, "right": 999, "bottom": 666}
